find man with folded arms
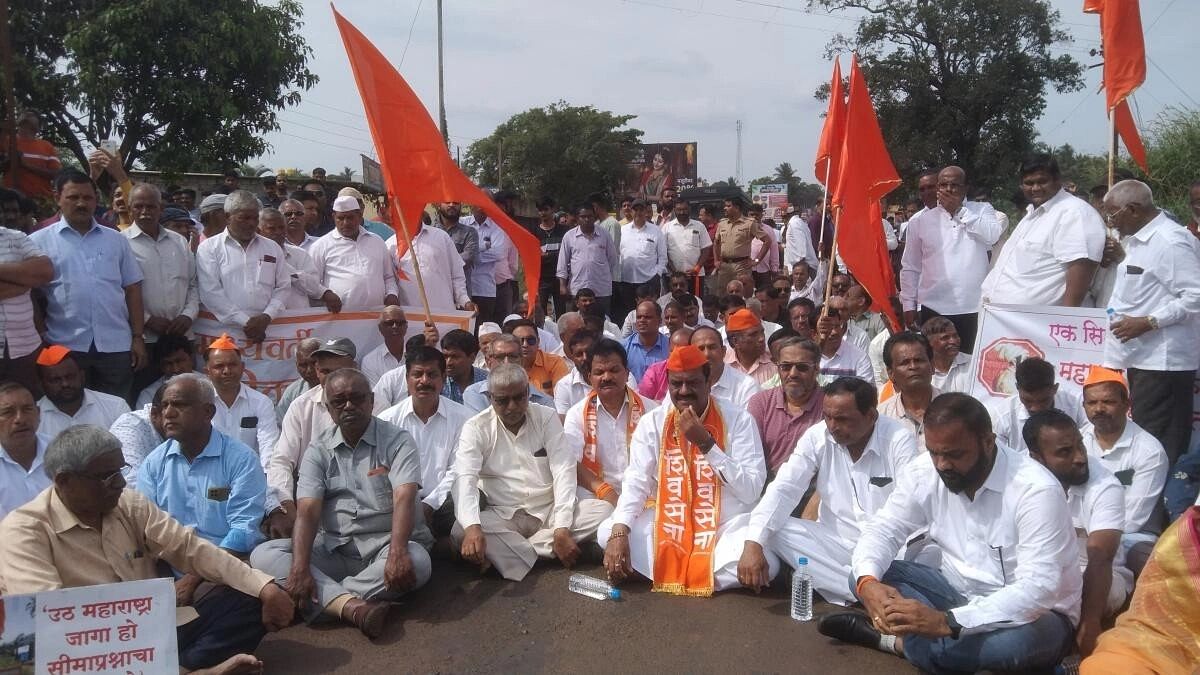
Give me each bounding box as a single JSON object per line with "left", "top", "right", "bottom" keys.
{"left": 251, "top": 369, "right": 431, "bottom": 638}
{"left": 820, "top": 393, "right": 1080, "bottom": 674}
{"left": 601, "top": 344, "right": 767, "bottom": 595}
{"left": 0, "top": 425, "right": 293, "bottom": 674}
{"left": 739, "top": 377, "right": 918, "bottom": 603}
{"left": 452, "top": 363, "right": 611, "bottom": 581}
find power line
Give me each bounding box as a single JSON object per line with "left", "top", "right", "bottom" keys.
{"left": 274, "top": 131, "right": 371, "bottom": 155}
{"left": 1147, "top": 56, "right": 1200, "bottom": 108}
{"left": 305, "top": 100, "right": 367, "bottom": 119}
{"left": 616, "top": 0, "right": 839, "bottom": 34}
{"left": 276, "top": 115, "right": 375, "bottom": 144}
{"left": 398, "top": 0, "right": 425, "bottom": 67}
{"left": 286, "top": 108, "right": 370, "bottom": 134}
{"left": 728, "top": 0, "right": 854, "bottom": 22}
{"left": 1146, "top": 0, "right": 1179, "bottom": 31}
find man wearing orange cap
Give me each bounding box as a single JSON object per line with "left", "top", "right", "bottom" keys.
{"left": 724, "top": 308, "right": 774, "bottom": 387}
{"left": 35, "top": 346, "right": 130, "bottom": 442}
{"left": 1081, "top": 366, "right": 1169, "bottom": 551}
{"left": 601, "top": 343, "right": 767, "bottom": 595}
{"left": 203, "top": 334, "right": 280, "bottom": 467}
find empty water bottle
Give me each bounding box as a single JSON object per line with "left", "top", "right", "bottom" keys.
{"left": 568, "top": 573, "right": 622, "bottom": 601}
{"left": 790, "top": 557, "right": 813, "bottom": 621}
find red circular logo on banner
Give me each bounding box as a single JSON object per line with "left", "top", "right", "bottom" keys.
{"left": 977, "top": 338, "right": 1046, "bottom": 397}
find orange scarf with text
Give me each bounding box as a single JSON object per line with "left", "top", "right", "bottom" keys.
{"left": 581, "top": 388, "right": 645, "bottom": 480}
{"left": 652, "top": 403, "right": 726, "bottom": 597}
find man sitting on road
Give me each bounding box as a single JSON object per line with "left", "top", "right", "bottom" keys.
{"left": 35, "top": 345, "right": 130, "bottom": 442}
{"left": 877, "top": 332, "right": 939, "bottom": 448}
{"left": 989, "top": 357, "right": 1087, "bottom": 453}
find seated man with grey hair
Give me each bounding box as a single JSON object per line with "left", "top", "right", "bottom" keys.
{"left": 0, "top": 425, "right": 294, "bottom": 673}
{"left": 462, "top": 333, "right": 555, "bottom": 413}
{"left": 136, "top": 374, "right": 268, "bottom": 607}
{"left": 251, "top": 368, "right": 432, "bottom": 639}
{"left": 453, "top": 363, "right": 612, "bottom": 581}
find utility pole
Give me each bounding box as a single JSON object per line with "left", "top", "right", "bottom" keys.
{"left": 437, "top": 0, "right": 448, "bottom": 148}
{"left": 735, "top": 119, "right": 743, "bottom": 187}
{"left": 497, "top": 138, "right": 503, "bottom": 189}
{"left": 0, "top": 0, "right": 19, "bottom": 184}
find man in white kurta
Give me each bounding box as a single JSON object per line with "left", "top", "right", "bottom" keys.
{"left": 452, "top": 364, "right": 612, "bottom": 581}
{"left": 739, "top": 378, "right": 918, "bottom": 604}
{"left": 600, "top": 344, "right": 768, "bottom": 594}
{"left": 388, "top": 222, "right": 474, "bottom": 313}
{"left": 987, "top": 357, "right": 1086, "bottom": 453}
{"left": 307, "top": 196, "right": 399, "bottom": 310}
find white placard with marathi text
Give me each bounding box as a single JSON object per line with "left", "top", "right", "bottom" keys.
{"left": 193, "top": 306, "right": 475, "bottom": 403}
{"left": 35, "top": 578, "right": 176, "bottom": 675}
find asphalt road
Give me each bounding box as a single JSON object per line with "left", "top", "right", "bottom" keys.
{"left": 257, "top": 559, "right": 912, "bottom": 674}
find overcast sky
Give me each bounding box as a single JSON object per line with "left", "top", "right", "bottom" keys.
{"left": 256, "top": 0, "right": 1197, "bottom": 189}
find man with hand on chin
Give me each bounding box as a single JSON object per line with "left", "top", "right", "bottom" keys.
{"left": 819, "top": 393, "right": 1080, "bottom": 673}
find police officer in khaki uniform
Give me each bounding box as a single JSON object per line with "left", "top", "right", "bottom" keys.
{"left": 713, "top": 195, "right": 769, "bottom": 291}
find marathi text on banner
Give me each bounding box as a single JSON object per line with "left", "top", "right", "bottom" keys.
{"left": 193, "top": 306, "right": 475, "bottom": 403}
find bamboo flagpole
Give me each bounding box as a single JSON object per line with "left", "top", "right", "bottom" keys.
{"left": 821, "top": 206, "right": 843, "bottom": 311}
{"left": 1107, "top": 106, "right": 1118, "bottom": 189}
{"left": 817, "top": 162, "right": 831, "bottom": 252}
{"left": 391, "top": 203, "right": 435, "bottom": 325}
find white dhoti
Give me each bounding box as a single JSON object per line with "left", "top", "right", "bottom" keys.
{"left": 600, "top": 510, "right": 779, "bottom": 592}
{"left": 452, "top": 499, "right": 613, "bottom": 582}
{"left": 761, "top": 518, "right": 857, "bottom": 605}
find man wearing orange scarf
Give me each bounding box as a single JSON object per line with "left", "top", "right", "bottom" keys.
{"left": 600, "top": 344, "right": 768, "bottom": 596}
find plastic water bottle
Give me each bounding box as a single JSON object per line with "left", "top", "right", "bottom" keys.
{"left": 1106, "top": 307, "right": 1121, "bottom": 325}
{"left": 568, "top": 573, "right": 622, "bottom": 601}
{"left": 790, "top": 557, "right": 813, "bottom": 621}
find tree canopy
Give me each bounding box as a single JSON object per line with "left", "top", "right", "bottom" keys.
{"left": 812, "top": 0, "right": 1085, "bottom": 193}
{"left": 747, "top": 162, "right": 825, "bottom": 208}
{"left": 463, "top": 102, "right": 642, "bottom": 208}
{"left": 6, "top": 0, "right": 317, "bottom": 173}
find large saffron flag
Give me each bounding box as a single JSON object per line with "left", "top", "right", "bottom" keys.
{"left": 831, "top": 55, "right": 901, "bottom": 330}
{"left": 1084, "top": 0, "right": 1149, "bottom": 173}
{"left": 813, "top": 57, "right": 846, "bottom": 187}
{"left": 333, "top": 6, "right": 542, "bottom": 312}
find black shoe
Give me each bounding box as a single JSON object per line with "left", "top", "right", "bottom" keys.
{"left": 817, "top": 611, "right": 881, "bottom": 649}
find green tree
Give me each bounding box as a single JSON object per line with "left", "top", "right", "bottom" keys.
{"left": 811, "top": 0, "right": 1084, "bottom": 192}
{"left": 6, "top": 0, "right": 317, "bottom": 173}
{"left": 1142, "top": 107, "right": 1200, "bottom": 220}
{"left": 463, "top": 101, "right": 642, "bottom": 208}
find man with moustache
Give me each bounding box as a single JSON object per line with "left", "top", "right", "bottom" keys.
{"left": 123, "top": 183, "right": 198, "bottom": 349}
{"left": 0, "top": 382, "right": 50, "bottom": 519}
{"left": 921, "top": 317, "right": 972, "bottom": 394}
{"left": 821, "top": 393, "right": 1080, "bottom": 674}
{"left": 36, "top": 346, "right": 130, "bottom": 442}
{"left": 877, "top": 332, "right": 938, "bottom": 448}
{"left": 746, "top": 337, "right": 825, "bottom": 479}
{"left": 361, "top": 307, "right": 411, "bottom": 385}
{"left": 601, "top": 344, "right": 767, "bottom": 595}
{"left": 1024, "top": 409, "right": 1129, "bottom": 656}
{"left": 435, "top": 201, "right": 478, "bottom": 267}
{"left": 558, "top": 206, "right": 619, "bottom": 320}
{"left": 258, "top": 206, "right": 337, "bottom": 311}
{"left": 739, "top": 377, "right": 918, "bottom": 603}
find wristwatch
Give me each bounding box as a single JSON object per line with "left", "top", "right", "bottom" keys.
{"left": 1147, "top": 315, "right": 1159, "bottom": 330}
{"left": 944, "top": 610, "right": 962, "bottom": 639}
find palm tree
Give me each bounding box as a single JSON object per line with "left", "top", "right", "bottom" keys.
{"left": 335, "top": 166, "right": 357, "bottom": 182}
{"left": 774, "top": 162, "right": 797, "bottom": 183}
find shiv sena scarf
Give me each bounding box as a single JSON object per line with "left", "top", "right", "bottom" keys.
{"left": 581, "top": 387, "right": 645, "bottom": 480}
{"left": 652, "top": 403, "right": 726, "bottom": 597}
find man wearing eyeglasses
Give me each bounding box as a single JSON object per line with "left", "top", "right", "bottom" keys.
{"left": 0, "top": 425, "right": 295, "bottom": 673}
{"left": 509, "top": 319, "right": 569, "bottom": 397}
{"left": 746, "top": 337, "right": 825, "bottom": 480}
{"left": 461, "top": 334, "right": 554, "bottom": 413}
{"left": 252, "top": 368, "right": 431, "bottom": 638}
{"left": 739, "top": 377, "right": 918, "bottom": 603}
{"left": 452, "top": 363, "right": 611, "bottom": 581}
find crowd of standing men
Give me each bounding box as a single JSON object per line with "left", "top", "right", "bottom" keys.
{"left": 1, "top": 109, "right": 1199, "bottom": 673}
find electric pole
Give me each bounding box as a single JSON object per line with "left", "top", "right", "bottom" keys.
{"left": 437, "top": 0, "right": 448, "bottom": 148}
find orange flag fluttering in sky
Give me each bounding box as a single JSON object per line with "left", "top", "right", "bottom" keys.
{"left": 333, "top": 5, "right": 542, "bottom": 313}
{"left": 1084, "top": 0, "right": 1149, "bottom": 173}
{"left": 814, "top": 57, "right": 846, "bottom": 187}
{"left": 830, "top": 55, "right": 901, "bottom": 330}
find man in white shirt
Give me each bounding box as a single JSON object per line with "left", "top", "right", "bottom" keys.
{"left": 662, "top": 200, "right": 712, "bottom": 291}
{"left": 464, "top": 206, "right": 514, "bottom": 324}
{"left": 921, "top": 316, "right": 972, "bottom": 394}
{"left": 615, "top": 200, "right": 667, "bottom": 322}
{"left": 203, "top": 334, "right": 280, "bottom": 467}
{"left": 462, "top": 334, "right": 555, "bottom": 413}
{"left": 822, "top": 393, "right": 1080, "bottom": 673}
{"left": 196, "top": 190, "right": 291, "bottom": 342}
{"left": 738, "top": 377, "right": 918, "bottom": 604}
{"left": 452, "top": 363, "right": 612, "bottom": 581}
{"left": 878, "top": 332, "right": 938, "bottom": 448}
{"left": 989, "top": 357, "right": 1087, "bottom": 453}
{"left": 563, "top": 339, "right": 657, "bottom": 503}
{"left": 724, "top": 308, "right": 775, "bottom": 387}
{"left": 0, "top": 382, "right": 51, "bottom": 520}
{"left": 980, "top": 154, "right": 1105, "bottom": 307}
{"left": 668, "top": 326, "right": 759, "bottom": 409}
{"left": 600, "top": 344, "right": 767, "bottom": 595}
{"left": 553, "top": 330, "right": 599, "bottom": 416}
{"left": 1024, "top": 409, "right": 1129, "bottom": 655}
{"left": 900, "top": 166, "right": 1003, "bottom": 353}
{"left": 783, "top": 207, "right": 818, "bottom": 276}
{"left": 1101, "top": 180, "right": 1200, "bottom": 465}
{"left": 815, "top": 308, "right": 875, "bottom": 384}
{"left": 1080, "top": 366, "right": 1169, "bottom": 543}
{"left": 258, "top": 206, "right": 337, "bottom": 311}
{"left": 361, "top": 307, "right": 410, "bottom": 386}
{"left": 35, "top": 346, "right": 131, "bottom": 442}
{"left": 123, "top": 184, "right": 199, "bottom": 347}
{"left": 307, "top": 195, "right": 399, "bottom": 311}
{"left": 388, "top": 218, "right": 474, "bottom": 314}
{"left": 377, "top": 346, "right": 472, "bottom": 543}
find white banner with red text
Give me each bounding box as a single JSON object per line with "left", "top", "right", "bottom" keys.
{"left": 193, "top": 307, "right": 475, "bottom": 402}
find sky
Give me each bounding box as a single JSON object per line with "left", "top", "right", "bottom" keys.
{"left": 256, "top": 0, "right": 1198, "bottom": 188}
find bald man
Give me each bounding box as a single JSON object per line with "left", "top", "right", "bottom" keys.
{"left": 898, "top": 166, "right": 1002, "bottom": 353}
{"left": 1101, "top": 180, "right": 1200, "bottom": 466}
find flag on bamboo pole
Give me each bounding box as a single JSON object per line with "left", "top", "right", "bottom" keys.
{"left": 332, "top": 5, "right": 542, "bottom": 311}
{"left": 830, "top": 55, "right": 901, "bottom": 330}
{"left": 1084, "top": 0, "right": 1149, "bottom": 173}
{"left": 814, "top": 57, "right": 846, "bottom": 186}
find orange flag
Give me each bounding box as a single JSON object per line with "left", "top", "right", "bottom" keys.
{"left": 814, "top": 57, "right": 846, "bottom": 187}
{"left": 1084, "top": 0, "right": 1149, "bottom": 173}
{"left": 831, "top": 55, "right": 901, "bottom": 330}
{"left": 333, "top": 6, "right": 542, "bottom": 313}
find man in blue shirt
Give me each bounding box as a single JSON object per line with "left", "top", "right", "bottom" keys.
{"left": 30, "top": 170, "right": 147, "bottom": 400}
{"left": 136, "top": 373, "right": 267, "bottom": 605}
{"left": 621, "top": 300, "right": 669, "bottom": 381}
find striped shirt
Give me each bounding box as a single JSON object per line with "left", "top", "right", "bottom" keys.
{"left": 0, "top": 228, "right": 46, "bottom": 357}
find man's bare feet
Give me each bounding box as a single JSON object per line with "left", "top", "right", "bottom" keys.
{"left": 187, "top": 653, "right": 263, "bottom": 675}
